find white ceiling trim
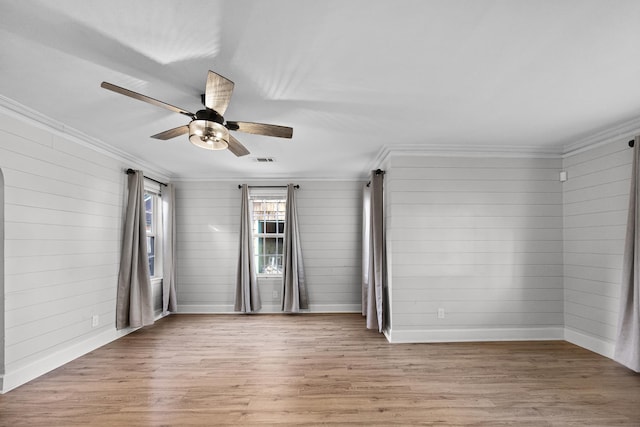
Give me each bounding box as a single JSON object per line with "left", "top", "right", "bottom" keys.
{"left": 372, "top": 116, "right": 640, "bottom": 165}
{"left": 562, "top": 115, "right": 640, "bottom": 158}
{"left": 173, "top": 176, "right": 367, "bottom": 183}
{"left": 365, "top": 142, "right": 564, "bottom": 178}
{"left": 0, "top": 94, "right": 173, "bottom": 181}
{"left": 380, "top": 143, "right": 562, "bottom": 160}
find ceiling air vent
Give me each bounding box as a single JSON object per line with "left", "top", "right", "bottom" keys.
{"left": 254, "top": 157, "right": 276, "bottom": 163}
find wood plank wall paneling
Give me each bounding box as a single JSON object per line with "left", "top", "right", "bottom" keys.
{"left": 175, "top": 180, "right": 364, "bottom": 312}
{"left": 562, "top": 139, "right": 631, "bottom": 345}
{"left": 387, "top": 155, "right": 564, "bottom": 332}
{"left": 0, "top": 111, "right": 129, "bottom": 377}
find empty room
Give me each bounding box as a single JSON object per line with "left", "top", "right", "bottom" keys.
{"left": 0, "top": 0, "right": 639, "bottom": 425}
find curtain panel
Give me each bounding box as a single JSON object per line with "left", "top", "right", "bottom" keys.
{"left": 116, "top": 170, "right": 154, "bottom": 329}
{"left": 362, "top": 185, "right": 372, "bottom": 316}
{"left": 363, "top": 171, "right": 385, "bottom": 332}
{"left": 282, "top": 184, "right": 308, "bottom": 312}
{"left": 235, "top": 184, "right": 262, "bottom": 312}
{"left": 615, "top": 135, "right": 640, "bottom": 372}
{"left": 162, "top": 183, "right": 178, "bottom": 314}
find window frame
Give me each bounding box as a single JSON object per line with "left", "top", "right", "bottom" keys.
{"left": 249, "top": 189, "right": 287, "bottom": 277}
{"left": 144, "top": 180, "right": 163, "bottom": 280}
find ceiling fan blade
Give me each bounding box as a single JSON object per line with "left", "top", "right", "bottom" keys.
{"left": 151, "top": 125, "right": 189, "bottom": 140}
{"left": 204, "top": 70, "right": 234, "bottom": 115}
{"left": 227, "top": 135, "right": 250, "bottom": 157}
{"left": 226, "top": 121, "right": 293, "bottom": 139}
{"left": 101, "top": 82, "right": 194, "bottom": 117}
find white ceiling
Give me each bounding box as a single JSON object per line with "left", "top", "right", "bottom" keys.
{"left": 2, "top": 0, "right": 640, "bottom": 180}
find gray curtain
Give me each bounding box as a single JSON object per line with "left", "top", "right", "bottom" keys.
{"left": 116, "top": 170, "right": 154, "bottom": 329}
{"left": 162, "top": 183, "right": 178, "bottom": 314}
{"left": 615, "top": 135, "right": 640, "bottom": 372}
{"left": 282, "top": 184, "right": 308, "bottom": 312}
{"left": 362, "top": 184, "right": 371, "bottom": 316}
{"left": 0, "top": 169, "right": 4, "bottom": 374}
{"left": 235, "top": 184, "right": 261, "bottom": 312}
{"left": 363, "top": 171, "right": 385, "bottom": 332}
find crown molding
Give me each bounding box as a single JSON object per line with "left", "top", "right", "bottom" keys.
{"left": 365, "top": 145, "right": 392, "bottom": 175}
{"left": 0, "top": 94, "right": 172, "bottom": 181}
{"left": 561, "top": 116, "right": 640, "bottom": 158}
{"left": 376, "top": 143, "right": 563, "bottom": 160}
{"left": 368, "top": 116, "right": 640, "bottom": 163}
{"left": 172, "top": 176, "right": 368, "bottom": 183}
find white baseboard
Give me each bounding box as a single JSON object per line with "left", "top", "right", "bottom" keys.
{"left": 1, "top": 326, "right": 135, "bottom": 394}
{"left": 308, "top": 304, "right": 361, "bottom": 313}
{"left": 387, "top": 327, "right": 565, "bottom": 344}
{"left": 177, "top": 304, "right": 237, "bottom": 314}
{"left": 177, "top": 303, "right": 361, "bottom": 314}
{"left": 564, "top": 327, "right": 615, "bottom": 359}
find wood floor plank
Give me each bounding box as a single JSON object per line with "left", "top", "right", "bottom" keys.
{"left": 0, "top": 314, "right": 639, "bottom": 426}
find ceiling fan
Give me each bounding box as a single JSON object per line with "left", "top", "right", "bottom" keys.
{"left": 100, "top": 70, "right": 293, "bottom": 157}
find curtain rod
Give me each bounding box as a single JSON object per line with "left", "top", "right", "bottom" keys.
{"left": 125, "top": 168, "right": 167, "bottom": 187}
{"left": 238, "top": 185, "right": 299, "bottom": 189}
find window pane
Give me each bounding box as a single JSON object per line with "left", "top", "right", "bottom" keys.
{"left": 277, "top": 222, "right": 284, "bottom": 233}
{"left": 274, "top": 255, "right": 283, "bottom": 274}
{"left": 258, "top": 255, "right": 283, "bottom": 274}
{"left": 264, "top": 237, "right": 278, "bottom": 255}
{"left": 258, "top": 255, "right": 265, "bottom": 274}
{"left": 258, "top": 237, "right": 264, "bottom": 255}
{"left": 147, "top": 235, "right": 155, "bottom": 276}
{"left": 144, "top": 193, "right": 153, "bottom": 233}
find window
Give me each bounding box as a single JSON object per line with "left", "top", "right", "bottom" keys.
{"left": 251, "top": 192, "right": 286, "bottom": 275}
{"left": 144, "top": 181, "right": 162, "bottom": 279}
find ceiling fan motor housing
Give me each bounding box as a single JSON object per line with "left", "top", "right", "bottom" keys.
{"left": 189, "top": 109, "right": 229, "bottom": 150}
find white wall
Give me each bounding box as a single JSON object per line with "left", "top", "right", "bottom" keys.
{"left": 175, "top": 180, "right": 363, "bottom": 313}
{"left": 385, "top": 155, "right": 564, "bottom": 342}
{"left": 0, "top": 109, "right": 151, "bottom": 392}
{"left": 562, "top": 139, "right": 631, "bottom": 357}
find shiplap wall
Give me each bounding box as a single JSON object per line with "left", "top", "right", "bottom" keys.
{"left": 562, "top": 139, "right": 631, "bottom": 356}
{"left": 386, "top": 155, "right": 564, "bottom": 342}
{"left": 175, "top": 180, "right": 363, "bottom": 312}
{"left": 0, "top": 109, "right": 155, "bottom": 392}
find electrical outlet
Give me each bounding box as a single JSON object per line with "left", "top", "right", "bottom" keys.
{"left": 272, "top": 290, "right": 279, "bottom": 299}
{"left": 92, "top": 314, "right": 99, "bottom": 327}
{"left": 437, "top": 308, "right": 445, "bottom": 319}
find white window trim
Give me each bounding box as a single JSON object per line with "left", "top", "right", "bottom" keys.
{"left": 144, "top": 179, "right": 163, "bottom": 280}
{"left": 249, "top": 188, "right": 286, "bottom": 278}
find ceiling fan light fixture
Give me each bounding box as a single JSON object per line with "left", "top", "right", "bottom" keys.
{"left": 101, "top": 71, "right": 293, "bottom": 158}
{"left": 188, "top": 120, "right": 229, "bottom": 150}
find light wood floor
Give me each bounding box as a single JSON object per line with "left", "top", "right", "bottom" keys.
{"left": 1, "top": 314, "right": 639, "bottom": 426}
